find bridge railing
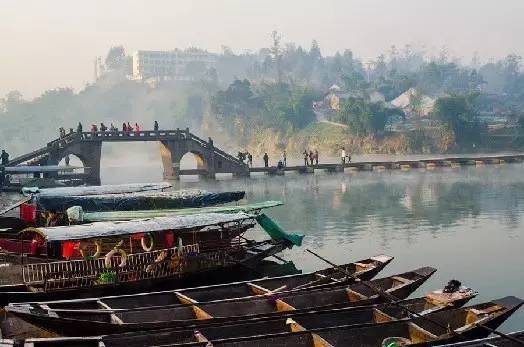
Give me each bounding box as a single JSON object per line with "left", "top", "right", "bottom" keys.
{"left": 80, "top": 129, "right": 247, "bottom": 167}
{"left": 188, "top": 133, "right": 247, "bottom": 167}
{"left": 80, "top": 129, "right": 187, "bottom": 140}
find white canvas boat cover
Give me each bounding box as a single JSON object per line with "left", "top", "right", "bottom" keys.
{"left": 22, "top": 182, "right": 172, "bottom": 197}
{"left": 27, "top": 212, "right": 256, "bottom": 242}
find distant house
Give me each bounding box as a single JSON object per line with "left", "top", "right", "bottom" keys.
{"left": 322, "top": 84, "right": 353, "bottom": 112}
{"left": 390, "top": 88, "right": 436, "bottom": 118}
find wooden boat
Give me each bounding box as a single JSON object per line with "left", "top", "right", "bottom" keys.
{"left": 8, "top": 286, "right": 478, "bottom": 346}
{"left": 0, "top": 213, "right": 303, "bottom": 305}
{"left": 5, "top": 267, "right": 436, "bottom": 335}
{"left": 438, "top": 330, "right": 524, "bottom": 346}
{"left": 163, "top": 296, "right": 521, "bottom": 347}
{"left": 31, "top": 189, "right": 246, "bottom": 212}
{"left": 0, "top": 187, "right": 246, "bottom": 231}
{"left": 21, "top": 182, "right": 173, "bottom": 197}
{"left": 6, "top": 254, "right": 394, "bottom": 309}
{"left": 67, "top": 200, "right": 284, "bottom": 223}
{"left": 34, "top": 297, "right": 519, "bottom": 347}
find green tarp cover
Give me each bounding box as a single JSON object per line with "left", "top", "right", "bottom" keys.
{"left": 256, "top": 213, "right": 304, "bottom": 247}
{"left": 73, "top": 201, "right": 283, "bottom": 222}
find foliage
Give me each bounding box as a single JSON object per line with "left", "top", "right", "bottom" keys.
{"left": 431, "top": 93, "right": 483, "bottom": 146}
{"left": 211, "top": 79, "right": 317, "bottom": 130}
{"left": 337, "top": 97, "right": 403, "bottom": 135}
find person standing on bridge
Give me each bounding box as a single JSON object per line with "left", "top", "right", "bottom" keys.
{"left": 127, "top": 122, "right": 133, "bottom": 134}
{"left": 341, "top": 147, "right": 346, "bottom": 164}
{"left": 1, "top": 150, "right": 9, "bottom": 165}
{"left": 303, "top": 150, "right": 309, "bottom": 166}
{"left": 281, "top": 151, "right": 287, "bottom": 167}
{"left": 154, "top": 120, "right": 159, "bottom": 131}
{"left": 263, "top": 153, "right": 269, "bottom": 167}
{"left": 247, "top": 152, "right": 253, "bottom": 167}
{"left": 135, "top": 123, "right": 140, "bottom": 135}
{"left": 314, "top": 149, "right": 319, "bottom": 165}
{"left": 309, "top": 150, "right": 314, "bottom": 166}
{"left": 76, "top": 122, "right": 83, "bottom": 134}
{"left": 91, "top": 124, "right": 98, "bottom": 136}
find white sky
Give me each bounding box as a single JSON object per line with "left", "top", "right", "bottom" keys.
{"left": 1, "top": 0, "right": 523, "bottom": 98}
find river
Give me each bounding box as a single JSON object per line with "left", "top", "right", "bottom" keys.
{"left": 2, "top": 162, "right": 524, "bottom": 332}
{"left": 100, "top": 162, "right": 524, "bottom": 332}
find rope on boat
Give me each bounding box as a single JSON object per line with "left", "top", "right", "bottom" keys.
{"left": 305, "top": 249, "right": 524, "bottom": 347}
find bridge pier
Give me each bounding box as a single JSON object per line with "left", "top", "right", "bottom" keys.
{"left": 47, "top": 140, "right": 102, "bottom": 185}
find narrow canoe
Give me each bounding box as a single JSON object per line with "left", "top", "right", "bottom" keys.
{"left": 11, "top": 287, "right": 478, "bottom": 346}
{"left": 6, "top": 267, "right": 435, "bottom": 335}
{"left": 12, "top": 254, "right": 392, "bottom": 310}
{"left": 98, "top": 297, "right": 518, "bottom": 347}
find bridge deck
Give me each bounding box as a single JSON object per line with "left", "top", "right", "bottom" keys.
{"left": 247, "top": 154, "right": 524, "bottom": 174}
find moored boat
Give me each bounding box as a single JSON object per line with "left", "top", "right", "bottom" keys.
{"left": 0, "top": 187, "right": 247, "bottom": 232}
{"left": 6, "top": 285, "right": 478, "bottom": 346}
{"left": 0, "top": 212, "right": 303, "bottom": 305}
{"left": 181, "top": 296, "right": 522, "bottom": 347}
{"left": 32, "top": 189, "right": 246, "bottom": 212}
{"left": 5, "top": 254, "right": 394, "bottom": 310}
{"left": 6, "top": 267, "right": 436, "bottom": 335}
{"left": 21, "top": 182, "right": 173, "bottom": 197}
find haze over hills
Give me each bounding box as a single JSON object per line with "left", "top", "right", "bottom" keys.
{"left": 2, "top": 1, "right": 524, "bottom": 160}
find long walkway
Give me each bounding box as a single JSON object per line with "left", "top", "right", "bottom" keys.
{"left": 247, "top": 153, "right": 524, "bottom": 176}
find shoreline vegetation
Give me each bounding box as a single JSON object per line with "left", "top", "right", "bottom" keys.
{"left": 2, "top": 34, "right": 524, "bottom": 159}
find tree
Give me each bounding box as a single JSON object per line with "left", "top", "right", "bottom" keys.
{"left": 431, "top": 93, "right": 482, "bottom": 145}
{"left": 270, "top": 31, "right": 283, "bottom": 82}
{"left": 337, "top": 98, "right": 392, "bottom": 135}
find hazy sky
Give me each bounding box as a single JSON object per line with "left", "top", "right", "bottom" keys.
{"left": 1, "top": 0, "right": 523, "bottom": 98}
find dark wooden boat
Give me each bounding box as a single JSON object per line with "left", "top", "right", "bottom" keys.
{"left": 8, "top": 287, "right": 478, "bottom": 346}
{"left": 175, "top": 296, "right": 521, "bottom": 347}
{"left": 9, "top": 254, "right": 392, "bottom": 309}
{"left": 52, "top": 297, "right": 519, "bottom": 347}
{"left": 438, "top": 330, "right": 524, "bottom": 346}
{"left": 6, "top": 267, "right": 436, "bottom": 335}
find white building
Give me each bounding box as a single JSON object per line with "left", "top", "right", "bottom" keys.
{"left": 132, "top": 49, "right": 217, "bottom": 80}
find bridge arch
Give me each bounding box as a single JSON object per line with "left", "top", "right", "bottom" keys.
{"left": 58, "top": 154, "right": 85, "bottom": 173}
{"left": 180, "top": 150, "right": 208, "bottom": 171}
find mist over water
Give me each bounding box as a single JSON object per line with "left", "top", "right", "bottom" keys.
{"left": 100, "top": 162, "right": 524, "bottom": 331}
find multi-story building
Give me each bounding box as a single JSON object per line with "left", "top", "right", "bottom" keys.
{"left": 132, "top": 48, "right": 217, "bottom": 81}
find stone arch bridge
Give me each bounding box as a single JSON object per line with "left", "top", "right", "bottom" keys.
{"left": 8, "top": 128, "right": 249, "bottom": 184}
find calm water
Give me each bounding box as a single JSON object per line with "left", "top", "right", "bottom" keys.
{"left": 100, "top": 163, "right": 524, "bottom": 331}
{"left": 2, "top": 162, "right": 523, "bottom": 331}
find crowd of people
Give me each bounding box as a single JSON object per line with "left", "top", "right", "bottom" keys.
{"left": 302, "top": 149, "right": 319, "bottom": 166}
{"left": 243, "top": 148, "right": 352, "bottom": 168}
{"left": 71, "top": 121, "right": 161, "bottom": 138}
